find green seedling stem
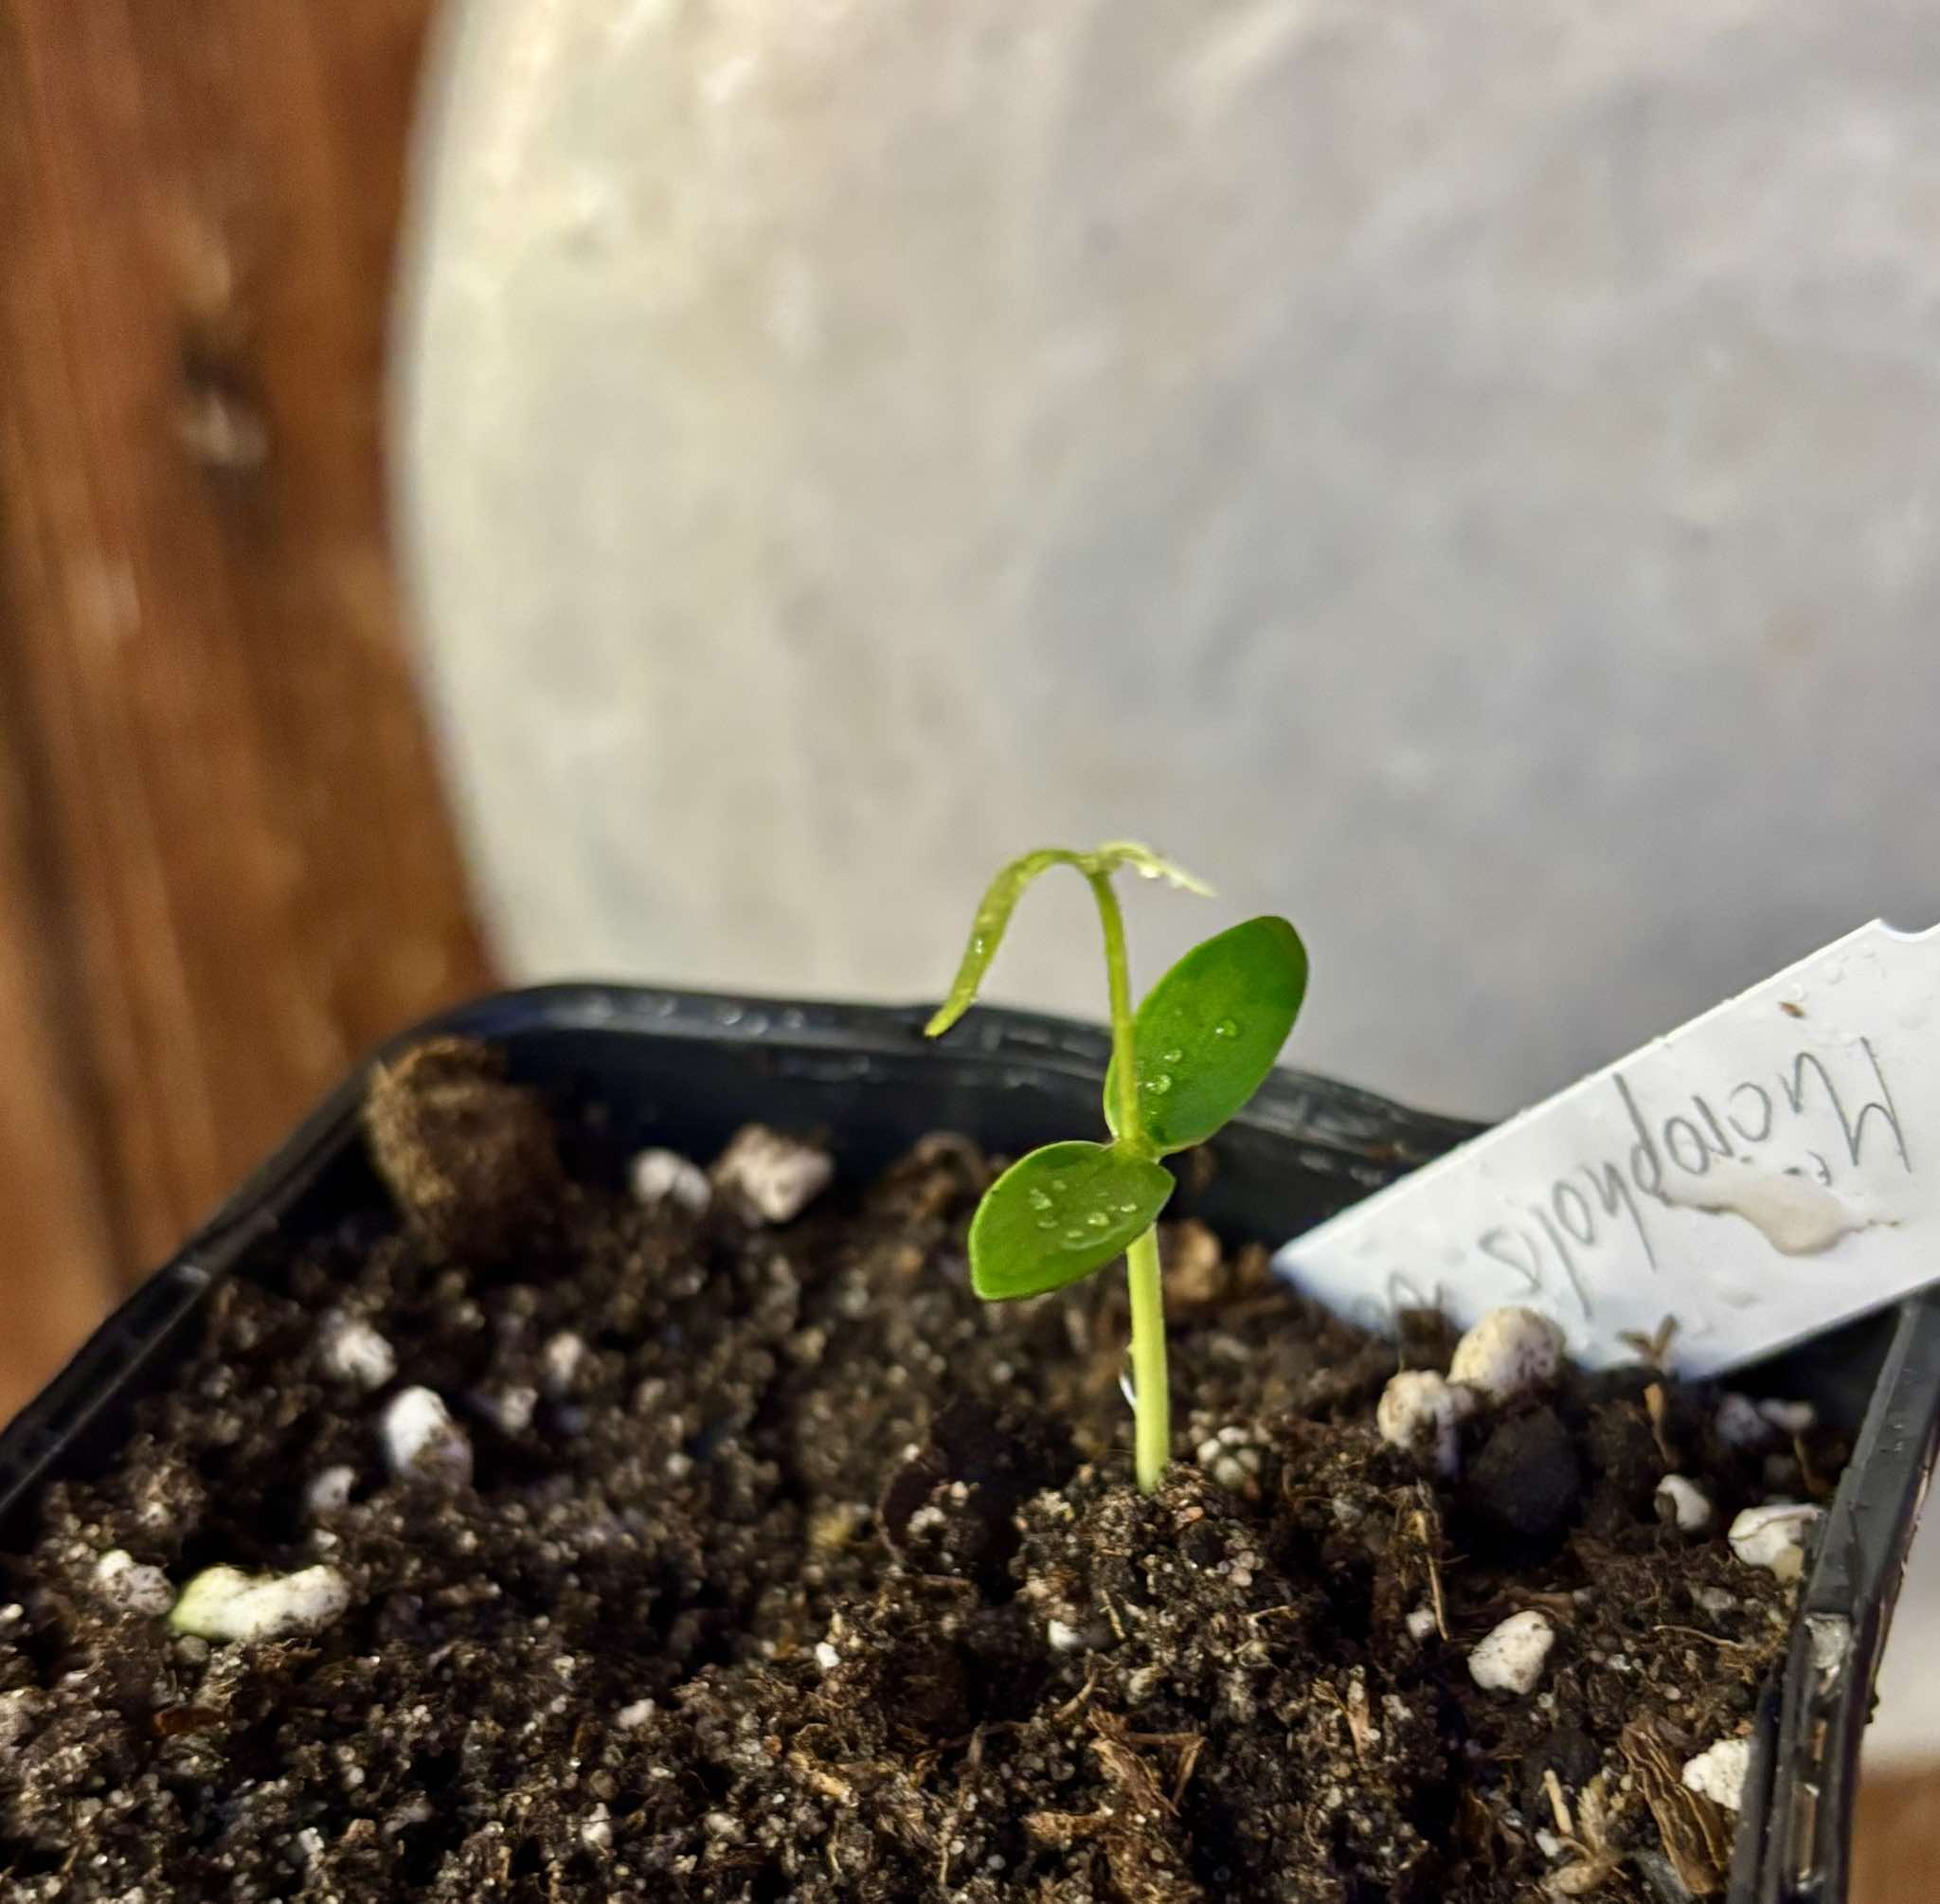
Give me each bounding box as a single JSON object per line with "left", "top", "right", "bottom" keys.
{"left": 926, "top": 844, "right": 1307, "bottom": 1493}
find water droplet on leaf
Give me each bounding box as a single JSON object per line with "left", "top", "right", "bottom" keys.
{"left": 1026, "top": 1187, "right": 1053, "bottom": 1211}
{"left": 1084, "top": 1210, "right": 1110, "bottom": 1229}
{"left": 1161, "top": 1049, "right": 1182, "bottom": 1065}
{"left": 1212, "top": 1018, "right": 1238, "bottom": 1038}
{"left": 1143, "top": 1073, "right": 1173, "bottom": 1095}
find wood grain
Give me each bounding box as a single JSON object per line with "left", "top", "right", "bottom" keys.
{"left": 0, "top": 717, "right": 120, "bottom": 1420}
{"left": 0, "top": 0, "right": 492, "bottom": 1419}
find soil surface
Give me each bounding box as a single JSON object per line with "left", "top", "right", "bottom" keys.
{"left": 1, "top": 1042, "right": 1846, "bottom": 1902}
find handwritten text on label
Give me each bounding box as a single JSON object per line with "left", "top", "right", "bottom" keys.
{"left": 1279, "top": 922, "right": 1939, "bottom": 1374}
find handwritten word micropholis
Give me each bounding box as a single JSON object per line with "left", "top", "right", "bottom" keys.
{"left": 1283, "top": 921, "right": 1935, "bottom": 1374}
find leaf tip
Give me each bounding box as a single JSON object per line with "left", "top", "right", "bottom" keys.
{"left": 1256, "top": 912, "right": 1308, "bottom": 973}
{"left": 1094, "top": 840, "right": 1215, "bottom": 897}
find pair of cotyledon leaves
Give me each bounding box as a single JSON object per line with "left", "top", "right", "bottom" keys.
{"left": 925, "top": 845, "right": 1307, "bottom": 1301}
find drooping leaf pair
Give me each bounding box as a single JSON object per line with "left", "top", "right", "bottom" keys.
{"left": 925, "top": 842, "right": 1210, "bottom": 1041}
{"left": 927, "top": 845, "right": 1307, "bottom": 1301}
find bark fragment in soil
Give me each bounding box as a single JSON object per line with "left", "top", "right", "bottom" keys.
{"left": 0, "top": 1057, "right": 1844, "bottom": 1902}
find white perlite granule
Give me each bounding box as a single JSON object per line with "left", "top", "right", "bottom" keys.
{"left": 1194, "top": 1424, "right": 1266, "bottom": 1492}
{"left": 1467, "top": 1609, "right": 1555, "bottom": 1695}
{"left": 712, "top": 1125, "right": 834, "bottom": 1223}
{"left": 1758, "top": 1398, "right": 1817, "bottom": 1438}
{"left": 169, "top": 1565, "right": 350, "bottom": 1644}
{"left": 541, "top": 1332, "right": 587, "bottom": 1398}
{"left": 475, "top": 1385, "right": 537, "bottom": 1434}
{"left": 1681, "top": 1735, "right": 1752, "bottom": 1811}
{"left": 1715, "top": 1392, "right": 1772, "bottom": 1449}
{"left": 631, "top": 1147, "right": 712, "bottom": 1213}
{"left": 1375, "top": 1370, "right": 1475, "bottom": 1478}
{"left": 320, "top": 1313, "right": 397, "bottom": 1389}
{"left": 0, "top": 1688, "right": 44, "bottom": 1752}
{"left": 306, "top": 1465, "right": 357, "bottom": 1515}
{"left": 382, "top": 1387, "right": 474, "bottom": 1487}
{"left": 1447, "top": 1307, "right": 1566, "bottom": 1402}
{"left": 1728, "top": 1502, "right": 1823, "bottom": 1582}
{"left": 1655, "top": 1474, "right": 1714, "bottom": 1533}
{"left": 93, "top": 1550, "right": 175, "bottom": 1616}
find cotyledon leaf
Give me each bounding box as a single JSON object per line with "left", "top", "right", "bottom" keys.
{"left": 967, "top": 1140, "right": 1176, "bottom": 1300}
{"left": 1105, "top": 915, "right": 1308, "bottom": 1153}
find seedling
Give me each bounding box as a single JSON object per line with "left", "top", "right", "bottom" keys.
{"left": 927, "top": 843, "right": 1308, "bottom": 1492}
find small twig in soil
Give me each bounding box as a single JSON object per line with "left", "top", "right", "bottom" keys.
{"left": 1116, "top": 1722, "right": 1207, "bottom": 1805}
{"left": 1410, "top": 1501, "right": 1451, "bottom": 1641}
{"left": 1644, "top": 1382, "right": 1677, "bottom": 1468}
{"left": 152, "top": 1704, "right": 225, "bottom": 1738}
{"left": 1512, "top": 1589, "right": 1580, "bottom": 1618}
{"left": 1317, "top": 1680, "right": 1360, "bottom": 1763}
{"left": 1620, "top": 1315, "right": 1680, "bottom": 1368}
{"left": 1170, "top": 1734, "right": 1204, "bottom": 1809}
{"left": 1543, "top": 1767, "right": 1575, "bottom": 1839}
{"left": 1024, "top": 1809, "right": 1108, "bottom": 1847}
{"left": 1347, "top": 1673, "right": 1374, "bottom": 1760}
{"left": 1097, "top": 1586, "right": 1128, "bottom": 1644}
{"left": 1796, "top": 1433, "right": 1832, "bottom": 1500}
{"left": 936, "top": 1744, "right": 995, "bottom": 1893}
{"left": 789, "top": 1755, "right": 855, "bottom": 1805}
{"left": 1550, "top": 1771, "right": 1621, "bottom": 1877}
{"left": 921, "top": 1716, "right": 1025, "bottom": 1780}
{"left": 1088, "top": 1712, "right": 1194, "bottom": 1822}
{"left": 1246, "top": 1603, "right": 1305, "bottom": 1626}
{"left": 1651, "top": 1623, "right": 1751, "bottom": 1651}
{"left": 1548, "top": 1785, "right": 1625, "bottom": 1903}
{"left": 1051, "top": 1661, "right": 1104, "bottom": 1723}
{"left": 1317, "top": 1672, "right": 1375, "bottom": 1764}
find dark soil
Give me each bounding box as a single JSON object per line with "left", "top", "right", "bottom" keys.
{"left": 0, "top": 1041, "right": 1845, "bottom": 1903}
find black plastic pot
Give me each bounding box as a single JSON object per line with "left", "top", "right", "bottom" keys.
{"left": 2, "top": 984, "right": 1935, "bottom": 1902}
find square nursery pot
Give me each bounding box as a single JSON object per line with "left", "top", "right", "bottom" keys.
{"left": 4, "top": 984, "right": 1937, "bottom": 1902}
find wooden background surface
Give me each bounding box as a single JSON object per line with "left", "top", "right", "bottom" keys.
{"left": 0, "top": 0, "right": 492, "bottom": 1419}
{"left": 0, "top": 7, "right": 1931, "bottom": 1898}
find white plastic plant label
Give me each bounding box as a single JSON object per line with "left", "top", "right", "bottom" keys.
{"left": 1278, "top": 921, "right": 1939, "bottom": 1374}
